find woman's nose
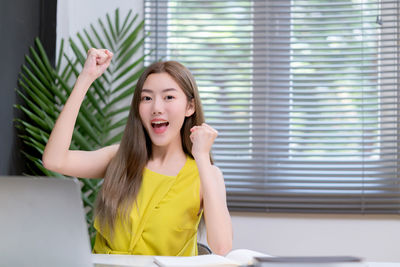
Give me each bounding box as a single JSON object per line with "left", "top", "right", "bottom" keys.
{"left": 152, "top": 98, "right": 164, "bottom": 115}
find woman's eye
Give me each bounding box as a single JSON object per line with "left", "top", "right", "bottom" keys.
{"left": 142, "top": 96, "right": 151, "bottom": 101}
{"left": 165, "top": 95, "right": 175, "bottom": 100}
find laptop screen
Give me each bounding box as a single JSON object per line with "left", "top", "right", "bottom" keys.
{"left": 0, "top": 176, "right": 93, "bottom": 267}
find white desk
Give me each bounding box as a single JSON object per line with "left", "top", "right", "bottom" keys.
{"left": 93, "top": 254, "right": 155, "bottom": 267}
{"left": 92, "top": 254, "right": 400, "bottom": 267}
{"left": 366, "top": 264, "right": 399, "bottom": 267}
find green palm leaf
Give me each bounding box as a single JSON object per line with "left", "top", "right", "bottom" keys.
{"left": 15, "top": 8, "right": 151, "bottom": 246}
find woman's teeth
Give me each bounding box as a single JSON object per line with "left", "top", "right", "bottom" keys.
{"left": 151, "top": 121, "right": 169, "bottom": 128}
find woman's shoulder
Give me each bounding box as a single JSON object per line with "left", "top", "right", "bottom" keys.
{"left": 185, "top": 154, "right": 197, "bottom": 164}
{"left": 182, "top": 155, "right": 199, "bottom": 171}
{"left": 186, "top": 155, "right": 221, "bottom": 173}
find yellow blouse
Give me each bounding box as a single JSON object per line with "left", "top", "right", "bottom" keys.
{"left": 93, "top": 156, "right": 203, "bottom": 256}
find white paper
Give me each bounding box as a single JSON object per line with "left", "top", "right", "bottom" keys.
{"left": 153, "top": 255, "right": 238, "bottom": 267}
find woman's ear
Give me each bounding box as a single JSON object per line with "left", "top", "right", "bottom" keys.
{"left": 185, "top": 98, "right": 195, "bottom": 117}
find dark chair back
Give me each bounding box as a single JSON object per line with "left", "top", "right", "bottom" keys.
{"left": 197, "top": 242, "right": 212, "bottom": 255}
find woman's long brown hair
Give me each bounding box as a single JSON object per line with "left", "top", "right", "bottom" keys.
{"left": 95, "top": 61, "right": 205, "bottom": 235}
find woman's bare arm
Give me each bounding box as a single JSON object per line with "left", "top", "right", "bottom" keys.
{"left": 42, "top": 48, "right": 117, "bottom": 179}
{"left": 190, "top": 123, "right": 233, "bottom": 255}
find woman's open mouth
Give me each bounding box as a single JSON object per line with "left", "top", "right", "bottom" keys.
{"left": 151, "top": 121, "right": 169, "bottom": 134}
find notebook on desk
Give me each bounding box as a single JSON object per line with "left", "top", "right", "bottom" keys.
{"left": 0, "top": 176, "right": 93, "bottom": 267}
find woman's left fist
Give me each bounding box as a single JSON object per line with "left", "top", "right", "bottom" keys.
{"left": 190, "top": 123, "right": 218, "bottom": 160}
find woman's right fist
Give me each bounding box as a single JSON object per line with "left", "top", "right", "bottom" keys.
{"left": 81, "top": 48, "right": 113, "bottom": 80}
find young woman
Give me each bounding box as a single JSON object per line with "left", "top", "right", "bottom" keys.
{"left": 42, "top": 48, "right": 232, "bottom": 256}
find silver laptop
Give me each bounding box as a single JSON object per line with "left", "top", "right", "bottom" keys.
{"left": 0, "top": 176, "right": 93, "bottom": 267}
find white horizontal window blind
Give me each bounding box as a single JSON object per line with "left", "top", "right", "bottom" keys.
{"left": 144, "top": 0, "right": 400, "bottom": 213}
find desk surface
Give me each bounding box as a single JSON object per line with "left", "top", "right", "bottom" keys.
{"left": 366, "top": 264, "right": 400, "bottom": 267}
{"left": 92, "top": 254, "right": 399, "bottom": 267}
{"left": 93, "top": 254, "right": 155, "bottom": 267}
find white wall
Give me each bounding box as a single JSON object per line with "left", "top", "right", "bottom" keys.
{"left": 199, "top": 212, "right": 400, "bottom": 262}
{"left": 58, "top": 1, "right": 400, "bottom": 263}
{"left": 57, "top": 0, "right": 143, "bottom": 57}
{"left": 232, "top": 212, "right": 400, "bottom": 262}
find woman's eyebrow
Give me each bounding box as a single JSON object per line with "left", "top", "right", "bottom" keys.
{"left": 141, "top": 89, "right": 153, "bottom": 93}
{"left": 163, "top": 88, "right": 178, "bottom": 93}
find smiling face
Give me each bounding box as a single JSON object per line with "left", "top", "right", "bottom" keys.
{"left": 139, "top": 72, "right": 195, "bottom": 149}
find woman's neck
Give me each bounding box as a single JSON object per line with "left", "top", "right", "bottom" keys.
{"left": 148, "top": 141, "right": 187, "bottom": 176}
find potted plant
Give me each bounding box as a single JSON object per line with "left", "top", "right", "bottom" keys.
{"left": 15, "top": 8, "right": 151, "bottom": 245}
